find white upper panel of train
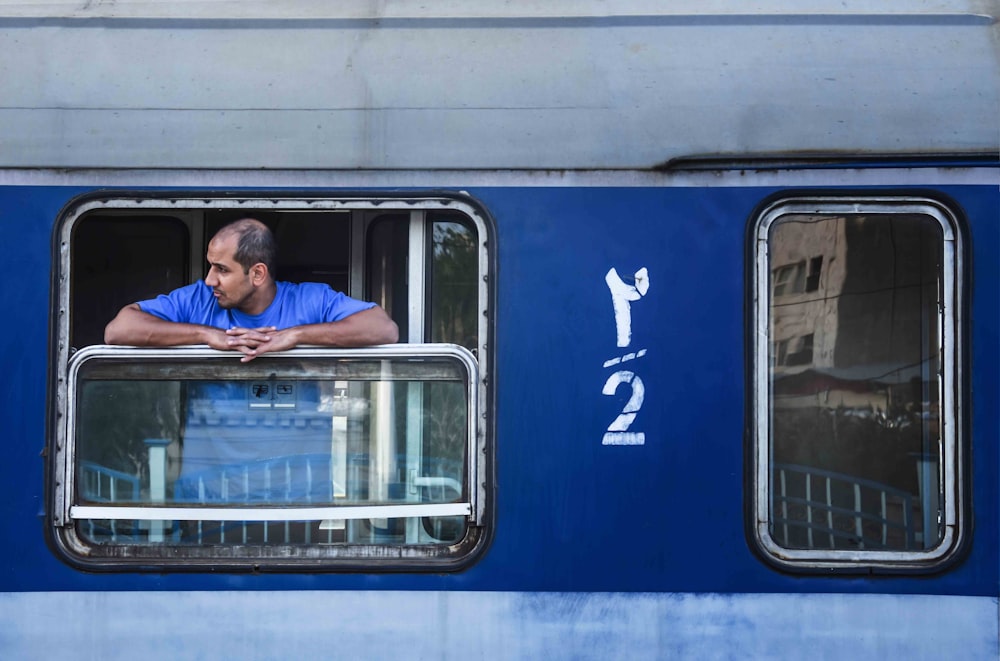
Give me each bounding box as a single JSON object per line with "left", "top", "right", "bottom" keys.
{"left": 0, "top": 0, "right": 996, "bottom": 169}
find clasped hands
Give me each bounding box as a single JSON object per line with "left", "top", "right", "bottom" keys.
{"left": 210, "top": 326, "right": 299, "bottom": 362}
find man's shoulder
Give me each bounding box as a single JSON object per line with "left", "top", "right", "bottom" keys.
{"left": 177, "top": 280, "right": 213, "bottom": 297}
{"left": 277, "top": 280, "right": 332, "bottom": 292}
{"left": 169, "top": 281, "right": 216, "bottom": 307}
{"left": 274, "top": 281, "right": 374, "bottom": 322}
{"left": 138, "top": 281, "right": 214, "bottom": 318}
{"left": 276, "top": 281, "right": 335, "bottom": 300}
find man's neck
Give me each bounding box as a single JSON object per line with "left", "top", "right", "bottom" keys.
{"left": 238, "top": 281, "right": 278, "bottom": 317}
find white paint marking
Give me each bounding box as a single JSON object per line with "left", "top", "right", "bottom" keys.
{"left": 602, "top": 371, "right": 646, "bottom": 445}
{"left": 606, "top": 267, "right": 649, "bottom": 348}
{"left": 602, "top": 431, "right": 646, "bottom": 445}
{"left": 602, "top": 348, "right": 647, "bottom": 368}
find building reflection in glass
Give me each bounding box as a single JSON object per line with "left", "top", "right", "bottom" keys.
{"left": 768, "top": 213, "right": 943, "bottom": 551}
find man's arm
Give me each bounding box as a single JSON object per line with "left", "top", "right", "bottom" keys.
{"left": 292, "top": 305, "right": 400, "bottom": 346}
{"left": 104, "top": 304, "right": 232, "bottom": 350}
{"left": 226, "top": 306, "right": 399, "bottom": 360}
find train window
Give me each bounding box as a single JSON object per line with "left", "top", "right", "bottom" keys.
{"left": 751, "top": 198, "right": 965, "bottom": 571}
{"left": 51, "top": 196, "right": 492, "bottom": 571}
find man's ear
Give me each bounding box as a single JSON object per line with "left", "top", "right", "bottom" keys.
{"left": 251, "top": 263, "right": 268, "bottom": 285}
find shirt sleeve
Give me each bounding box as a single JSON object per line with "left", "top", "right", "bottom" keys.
{"left": 136, "top": 282, "right": 209, "bottom": 323}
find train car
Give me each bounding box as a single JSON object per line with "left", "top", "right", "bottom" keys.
{"left": 0, "top": 1, "right": 997, "bottom": 658}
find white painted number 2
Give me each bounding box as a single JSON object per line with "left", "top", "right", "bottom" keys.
{"left": 602, "top": 370, "right": 645, "bottom": 446}
{"left": 602, "top": 267, "right": 649, "bottom": 446}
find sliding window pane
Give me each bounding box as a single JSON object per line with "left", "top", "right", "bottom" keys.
{"left": 767, "top": 212, "right": 944, "bottom": 552}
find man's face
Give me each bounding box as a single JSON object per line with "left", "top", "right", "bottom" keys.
{"left": 204, "top": 233, "right": 256, "bottom": 311}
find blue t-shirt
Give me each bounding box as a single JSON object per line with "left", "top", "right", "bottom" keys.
{"left": 137, "top": 281, "right": 376, "bottom": 505}
{"left": 137, "top": 280, "right": 375, "bottom": 328}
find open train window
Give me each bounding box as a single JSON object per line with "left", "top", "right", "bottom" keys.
{"left": 51, "top": 195, "right": 492, "bottom": 571}
{"left": 750, "top": 197, "right": 965, "bottom": 572}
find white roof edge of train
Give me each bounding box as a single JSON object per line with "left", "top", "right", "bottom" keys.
{"left": 0, "top": 0, "right": 995, "bottom": 20}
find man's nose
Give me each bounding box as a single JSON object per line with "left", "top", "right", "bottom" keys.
{"left": 205, "top": 269, "right": 218, "bottom": 286}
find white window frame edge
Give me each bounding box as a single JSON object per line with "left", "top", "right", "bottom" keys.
{"left": 53, "top": 195, "right": 491, "bottom": 531}
{"left": 752, "top": 196, "right": 964, "bottom": 569}
{"left": 58, "top": 344, "right": 479, "bottom": 527}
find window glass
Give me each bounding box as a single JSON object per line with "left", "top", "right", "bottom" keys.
{"left": 754, "top": 200, "right": 963, "bottom": 569}
{"left": 429, "top": 214, "right": 479, "bottom": 351}
{"left": 71, "top": 351, "right": 472, "bottom": 547}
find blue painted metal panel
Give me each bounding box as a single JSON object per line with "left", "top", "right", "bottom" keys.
{"left": 0, "top": 181, "right": 994, "bottom": 601}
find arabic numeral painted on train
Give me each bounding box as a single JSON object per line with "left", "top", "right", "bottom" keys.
{"left": 605, "top": 266, "right": 650, "bottom": 347}
{"left": 603, "top": 266, "right": 649, "bottom": 446}
{"left": 602, "top": 370, "right": 646, "bottom": 446}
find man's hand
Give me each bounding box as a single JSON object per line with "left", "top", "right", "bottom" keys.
{"left": 224, "top": 326, "right": 281, "bottom": 362}
{"left": 225, "top": 306, "right": 398, "bottom": 362}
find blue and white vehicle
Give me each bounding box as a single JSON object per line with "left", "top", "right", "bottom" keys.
{"left": 0, "top": 1, "right": 997, "bottom": 658}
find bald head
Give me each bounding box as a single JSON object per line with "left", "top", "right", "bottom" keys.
{"left": 213, "top": 218, "right": 276, "bottom": 275}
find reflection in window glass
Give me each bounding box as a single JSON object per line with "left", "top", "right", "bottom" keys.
{"left": 429, "top": 216, "right": 479, "bottom": 350}
{"left": 767, "top": 212, "right": 945, "bottom": 552}
{"left": 74, "top": 355, "right": 469, "bottom": 546}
